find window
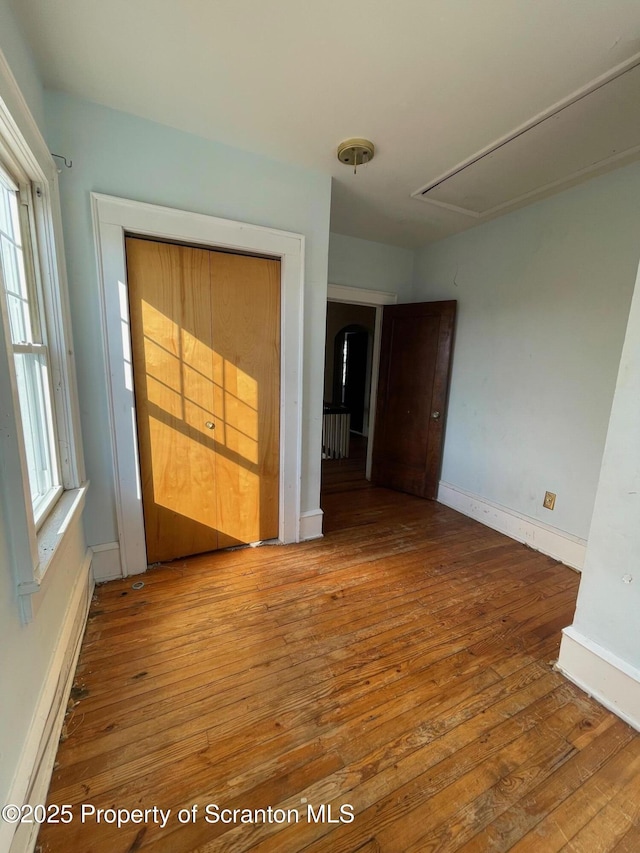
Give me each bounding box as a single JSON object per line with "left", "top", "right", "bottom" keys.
{"left": 0, "top": 162, "right": 62, "bottom": 526}
{"left": 0, "top": 61, "right": 85, "bottom": 622}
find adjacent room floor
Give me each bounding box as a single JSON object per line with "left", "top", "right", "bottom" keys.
{"left": 38, "top": 484, "right": 640, "bottom": 852}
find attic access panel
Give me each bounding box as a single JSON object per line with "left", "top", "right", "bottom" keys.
{"left": 413, "top": 60, "right": 640, "bottom": 218}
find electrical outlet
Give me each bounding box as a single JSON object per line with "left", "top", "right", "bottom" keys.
{"left": 543, "top": 491, "right": 556, "bottom": 510}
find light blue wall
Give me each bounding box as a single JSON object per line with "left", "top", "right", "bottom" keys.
{"left": 44, "top": 92, "right": 332, "bottom": 545}
{"left": 413, "top": 162, "right": 640, "bottom": 541}
{"left": 0, "top": 0, "right": 44, "bottom": 125}
{"left": 328, "top": 232, "right": 414, "bottom": 300}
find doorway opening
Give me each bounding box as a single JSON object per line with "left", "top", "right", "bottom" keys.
{"left": 333, "top": 324, "right": 369, "bottom": 432}
{"left": 322, "top": 302, "right": 376, "bottom": 495}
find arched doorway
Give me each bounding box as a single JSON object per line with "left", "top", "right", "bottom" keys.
{"left": 333, "top": 324, "right": 370, "bottom": 433}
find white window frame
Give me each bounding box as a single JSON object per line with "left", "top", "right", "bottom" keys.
{"left": 0, "top": 163, "right": 64, "bottom": 525}
{"left": 0, "top": 53, "right": 86, "bottom": 622}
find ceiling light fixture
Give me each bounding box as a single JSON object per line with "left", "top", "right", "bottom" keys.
{"left": 337, "top": 138, "right": 375, "bottom": 174}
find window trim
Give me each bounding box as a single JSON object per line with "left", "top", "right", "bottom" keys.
{"left": 0, "top": 50, "right": 86, "bottom": 621}
{"left": 1, "top": 167, "right": 63, "bottom": 525}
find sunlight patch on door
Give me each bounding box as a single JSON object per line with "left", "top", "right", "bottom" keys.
{"left": 141, "top": 298, "right": 261, "bottom": 543}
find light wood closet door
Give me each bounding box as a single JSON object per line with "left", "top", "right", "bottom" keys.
{"left": 126, "top": 237, "right": 280, "bottom": 563}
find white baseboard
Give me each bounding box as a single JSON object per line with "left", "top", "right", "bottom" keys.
{"left": 6, "top": 550, "right": 94, "bottom": 853}
{"left": 437, "top": 481, "right": 586, "bottom": 571}
{"left": 299, "top": 509, "right": 324, "bottom": 541}
{"left": 90, "top": 541, "right": 122, "bottom": 582}
{"left": 557, "top": 626, "right": 640, "bottom": 732}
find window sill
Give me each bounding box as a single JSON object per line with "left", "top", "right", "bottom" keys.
{"left": 17, "top": 482, "right": 89, "bottom": 597}
{"left": 34, "top": 483, "right": 64, "bottom": 532}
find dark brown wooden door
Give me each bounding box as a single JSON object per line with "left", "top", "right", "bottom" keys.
{"left": 372, "top": 300, "right": 456, "bottom": 498}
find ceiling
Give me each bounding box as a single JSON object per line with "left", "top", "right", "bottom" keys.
{"left": 11, "top": 0, "right": 640, "bottom": 248}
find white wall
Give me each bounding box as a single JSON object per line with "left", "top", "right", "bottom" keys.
{"left": 569, "top": 259, "right": 640, "bottom": 664}
{"left": 328, "top": 232, "right": 414, "bottom": 300}
{"left": 43, "top": 91, "right": 331, "bottom": 549}
{"left": 558, "top": 256, "right": 640, "bottom": 728}
{"left": 413, "top": 162, "right": 640, "bottom": 543}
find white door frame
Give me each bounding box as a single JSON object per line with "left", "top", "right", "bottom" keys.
{"left": 326, "top": 284, "right": 397, "bottom": 478}
{"left": 92, "top": 193, "right": 305, "bottom": 576}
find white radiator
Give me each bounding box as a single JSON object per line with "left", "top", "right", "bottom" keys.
{"left": 322, "top": 409, "right": 350, "bottom": 459}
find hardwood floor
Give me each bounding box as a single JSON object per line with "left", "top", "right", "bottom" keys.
{"left": 38, "top": 487, "right": 639, "bottom": 852}
{"left": 321, "top": 433, "right": 371, "bottom": 495}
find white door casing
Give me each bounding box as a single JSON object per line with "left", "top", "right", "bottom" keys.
{"left": 92, "top": 193, "right": 305, "bottom": 576}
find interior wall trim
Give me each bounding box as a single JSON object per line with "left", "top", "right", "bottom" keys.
{"left": 327, "top": 283, "right": 397, "bottom": 306}
{"left": 558, "top": 626, "right": 640, "bottom": 732}
{"left": 299, "top": 508, "right": 324, "bottom": 541}
{"left": 5, "top": 550, "right": 93, "bottom": 853}
{"left": 437, "top": 480, "right": 586, "bottom": 571}
{"left": 91, "top": 193, "right": 305, "bottom": 576}
{"left": 90, "top": 542, "right": 122, "bottom": 583}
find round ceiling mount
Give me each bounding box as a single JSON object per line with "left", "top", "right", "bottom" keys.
{"left": 337, "top": 138, "right": 375, "bottom": 173}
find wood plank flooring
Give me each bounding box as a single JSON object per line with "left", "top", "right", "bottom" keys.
{"left": 321, "top": 433, "right": 372, "bottom": 495}
{"left": 38, "top": 484, "right": 639, "bottom": 852}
